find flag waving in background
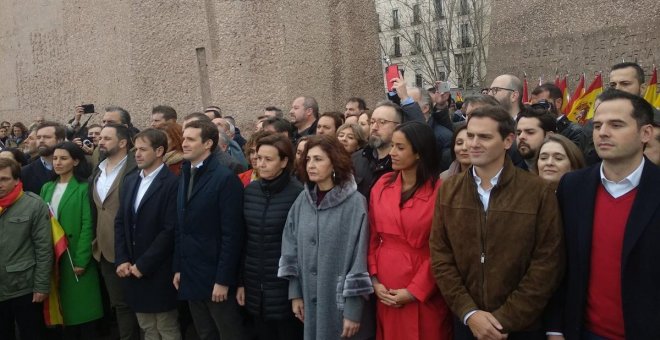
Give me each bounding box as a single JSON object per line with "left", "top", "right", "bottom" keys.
{"left": 644, "top": 66, "right": 657, "bottom": 108}
{"left": 43, "top": 205, "right": 71, "bottom": 326}
{"left": 522, "top": 74, "right": 529, "bottom": 103}
{"left": 564, "top": 74, "right": 585, "bottom": 115}
{"left": 568, "top": 73, "right": 603, "bottom": 125}
{"left": 559, "top": 75, "right": 569, "bottom": 114}
{"left": 456, "top": 91, "right": 463, "bottom": 102}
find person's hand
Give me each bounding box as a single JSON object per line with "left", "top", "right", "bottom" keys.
{"left": 211, "top": 284, "right": 228, "bottom": 303}
{"left": 129, "top": 264, "right": 143, "bottom": 278}
{"left": 32, "top": 292, "right": 48, "bottom": 303}
{"left": 341, "top": 318, "right": 361, "bottom": 338}
{"left": 81, "top": 143, "right": 94, "bottom": 155}
{"left": 236, "top": 286, "right": 245, "bottom": 306}
{"left": 73, "top": 266, "right": 86, "bottom": 276}
{"left": 433, "top": 81, "right": 451, "bottom": 107}
{"left": 173, "top": 272, "right": 180, "bottom": 290}
{"left": 391, "top": 75, "right": 408, "bottom": 100}
{"left": 116, "top": 262, "right": 132, "bottom": 278}
{"left": 292, "top": 298, "right": 304, "bottom": 322}
{"left": 74, "top": 106, "right": 84, "bottom": 123}
{"left": 72, "top": 137, "right": 83, "bottom": 147}
{"left": 386, "top": 288, "right": 415, "bottom": 307}
{"left": 371, "top": 277, "right": 397, "bottom": 307}
{"left": 466, "top": 310, "right": 507, "bottom": 340}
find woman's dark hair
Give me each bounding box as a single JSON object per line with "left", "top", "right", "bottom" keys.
{"left": 256, "top": 133, "right": 295, "bottom": 173}
{"left": 534, "top": 134, "right": 586, "bottom": 174}
{"left": 297, "top": 134, "right": 353, "bottom": 187}
{"left": 450, "top": 122, "right": 468, "bottom": 161}
{"left": 53, "top": 142, "right": 91, "bottom": 181}
{"left": 385, "top": 121, "right": 440, "bottom": 206}
{"left": 0, "top": 148, "right": 27, "bottom": 166}
{"left": 11, "top": 122, "right": 28, "bottom": 138}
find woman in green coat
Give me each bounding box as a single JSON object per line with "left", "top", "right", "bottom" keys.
{"left": 40, "top": 141, "right": 103, "bottom": 339}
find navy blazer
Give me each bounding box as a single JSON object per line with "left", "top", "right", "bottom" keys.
{"left": 174, "top": 153, "right": 244, "bottom": 301}
{"left": 550, "top": 159, "right": 660, "bottom": 339}
{"left": 114, "top": 165, "right": 179, "bottom": 313}
{"left": 21, "top": 158, "right": 55, "bottom": 194}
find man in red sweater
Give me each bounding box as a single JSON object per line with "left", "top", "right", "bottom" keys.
{"left": 549, "top": 89, "right": 660, "bottom": 339}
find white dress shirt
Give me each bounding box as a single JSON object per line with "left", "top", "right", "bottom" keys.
{"left": 96, "top": 155, "right": 128, "bottom": 202}
{"left": 600, "top": 158, "right": 644, "bottom": 198}
{"left": 134, "top": 164, "right": 165, "bottom": 212}
{"left": 472, "top": 166, "right": 504, "bottom": 211}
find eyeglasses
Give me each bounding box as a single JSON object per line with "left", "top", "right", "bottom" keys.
{"left": 370, "top": 118, "right": 401, "bottom": 126}
{"left": 487, "top": 87, "right": 516, "bottom": 95}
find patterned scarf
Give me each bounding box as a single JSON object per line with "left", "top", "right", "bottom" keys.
{"left": 0, "top": 181, "right": 24, "bottom": 216}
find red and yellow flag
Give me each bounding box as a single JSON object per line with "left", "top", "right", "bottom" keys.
{"left": 644, "top": 66, "right": 657, "bottom": 108}
{"left": 522, "top": 75, "right": 529, "bottom": 103}
{"left": 456, "top": 91, "right": 463, "bottom": 102}
{"left": 568, "top": 73, "right": 603, "bottom": 125}
{"left": 564, "top": 74, "right": 585, "bottom": 115}
{"left": 43, "top": 207, "right": 68, "bottom": 326}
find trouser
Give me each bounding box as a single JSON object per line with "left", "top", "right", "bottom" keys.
{"left": 61, "top": 320, "right": 99, "bottom": 340}
{"left": 581, "top": 330, "right": 609, "bottom": 340}
{"left": 253, "top": 314, "right": 303, "bottom": 340}
{"left": 136, "top": 309, "right": 181, "bottom": 340}
{"left": 0, "top": 293, "right": 44, "bottom": 340}
{"left": 188, "top": 297, "right": 245, "bottom": 340}
{"left": 453, "top": 316, "right": 545, "bottom": 340}
{"left": 99, "top": 257, "right": 140, "bottom": 340}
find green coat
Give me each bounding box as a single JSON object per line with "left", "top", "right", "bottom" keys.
{"left": 41, "top": 176, "right": 103, "bottom": 325}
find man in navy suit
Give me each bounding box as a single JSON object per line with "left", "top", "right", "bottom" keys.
{"left": 20, "top": 122, "right": 64, "bottom": 193}
{"left": 548, "top": 89, "right": 660, "bottom": 339}
{"left": 115, "top": 129, "right": 180, "bottom": 339}
{"left": 173, "top": 120, "right": 245, "bottom": 340}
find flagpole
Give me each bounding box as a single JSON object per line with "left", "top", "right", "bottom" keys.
{"left": 65, "top": 249, "right": 79, "bottom": 282}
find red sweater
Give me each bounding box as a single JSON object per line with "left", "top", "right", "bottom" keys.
{"left": 585, "top": 185, "right": 637, "bottom": 339}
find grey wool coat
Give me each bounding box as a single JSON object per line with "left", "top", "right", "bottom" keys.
{"left": 278, "top": 177, "right": 375, "bottom": 340}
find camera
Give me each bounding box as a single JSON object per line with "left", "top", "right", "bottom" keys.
{"left": 83, "top": 138, "right": 94, "bottom": 148}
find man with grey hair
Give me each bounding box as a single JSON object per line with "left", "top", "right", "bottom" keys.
{"left": 185, "top": 114, "right": 245, "bottom": 175}
{"left": 211, "top": 118, "right": 248, "bottom": 169}
{"left": 462, "top": 95, "right": 501, "bottom": 120}
{"left": 488, "top": 74, "right": 524, "bottom": 120}
{"left": 408, "top": 86, "right": 453, "bottom": 170}
{"left": 289, "top": 96, "right": 318, "bottom": 144}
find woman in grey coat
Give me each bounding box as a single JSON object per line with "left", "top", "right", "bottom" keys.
{"left": 278, "top": 135, "right": 375, "bottom": 340}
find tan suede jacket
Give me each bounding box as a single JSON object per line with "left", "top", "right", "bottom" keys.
{"left": 430, "top": 158, "right": 565, "bottom": 333}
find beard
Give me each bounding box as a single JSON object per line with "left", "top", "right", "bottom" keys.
{"left": 99, "top": 145, "right": 119, "bottom": 160}
{"left": 37, "top": 145, "right": 54, "bottom": 157}
{"left": 369, "top": 135, "right": 386, "bottom": 149}
{"left": 517, "top": 142, "right": 537, "bottom": 160}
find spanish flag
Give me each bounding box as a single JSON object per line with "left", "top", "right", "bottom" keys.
{"left": 568, "top": 73, "right": 603, "bottom": 125}
{"left": 564, "top": 74, "right": 585, "bottom": 115}
{"left": 43, "top": 206, "right": 68, "bottom": 326}
{"left": 644, "top": 66, "right": 657, "bottom": 108}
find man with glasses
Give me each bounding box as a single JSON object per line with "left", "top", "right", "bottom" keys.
{"left": 531, "top": 83, "right": 587, "bottom": 151}
{"left": 352, "top": 100, "right": 422, "bottom": 200}
{"left": 487, "top": 75, "right": 524, "bottom": 120}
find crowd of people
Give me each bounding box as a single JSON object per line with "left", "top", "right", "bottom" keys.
{"left": 0, "top": 60, "right": 659, "bottom": 340}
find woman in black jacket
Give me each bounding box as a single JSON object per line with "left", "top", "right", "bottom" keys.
{"left": 238, "top": 133, "right": 304, "bottom": 340}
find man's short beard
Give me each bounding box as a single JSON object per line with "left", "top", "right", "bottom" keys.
{"left": 99, "top": 146, "right": 119, "bottom": 160}
{"left": 369, "top": 136, "right": 385, "bottom": 149}
{"left": 38, "top": 145, "right": 54, "bottom": 157}
{"left": 518, "top": 145, "right": 537, "bottom": 160}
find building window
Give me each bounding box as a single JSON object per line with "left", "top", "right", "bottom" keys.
{"left": 460, "top": 23, "right": 471, "bottom": 47}
{"left": 438, "top": 71, "right": 446, "bottom": 81}
{"left": 459, "top": 0, "right": 469, "bottom": 15}
{"left": 412, "top": 4, "right": 421, "bottom": 24}
{"left": 455, "top": 53, "right": 473, "bottom": 87}
{"left": 434, "top": 0, "right": 444, "bottom": 18}
{"left": 415, "top": 74, "right": 424, "bottom": 87}
{"left": 411, "top": 32, "right": 422, "bottom": 55}
{"left": 393, "top": 36, "right": 402, "bottom": 57}
{"left": 435, "top": 28, "right": 445, "bottom": 50}
{"left": 392, "top": 9, "right": 400, "bottom": 29}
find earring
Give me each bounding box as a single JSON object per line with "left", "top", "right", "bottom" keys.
{"left": 332, "top": 170, "right": 336, "bottom": 182}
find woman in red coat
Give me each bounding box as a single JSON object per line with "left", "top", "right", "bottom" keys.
{"left": 368, "top": 121, "right": 452, "bottom": 340}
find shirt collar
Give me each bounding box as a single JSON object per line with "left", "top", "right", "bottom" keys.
{"left": 98, "top": 155, "right": 128, "bottom": 173}
{"left": 40, "top": 157, "right": 52, "bottom": 170}
{"left": 600, "top": 158, "right": 645, "bottom": 188}
{"left": 472, "top": 166, "right": 504, "bottom": 189}
{"left": 140, "top": 163, "right": 164, "bottom": 180}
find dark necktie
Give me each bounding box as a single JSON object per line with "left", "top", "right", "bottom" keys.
{"left": 187, "top": 167, "right": 197, "bottom": 200}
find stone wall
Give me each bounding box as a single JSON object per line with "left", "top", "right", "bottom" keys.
{"left": 486, "top": 0, "right": 660, "bottom": 84}
{"left": 0, "top": 0, "right": 384, "bottom": 130}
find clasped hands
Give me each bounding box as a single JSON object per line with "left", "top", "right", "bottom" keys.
{"left": 116, "top": 262, "right": 143, "bottom": 278}
{"left": 372, "top": 278, "right": 415, "bottom": 308}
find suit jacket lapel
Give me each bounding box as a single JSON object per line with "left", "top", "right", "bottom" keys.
{"left": 136, "top": 167, "right": 166, "bottom": 213}
{"left": 189, "top": 164, "right": 213, "bottom": 202}
{"left": 622, "top": 161, "right": 660, "bottom": 265}
{"left": 577, "top": 166, "right": 601, "bottom": 285}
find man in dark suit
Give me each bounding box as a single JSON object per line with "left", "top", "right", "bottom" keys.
{"left": 20, "top": 122, "right": 64, "bottom": 193}
{"left": 549, "top": 90, "right": 660, "bottom": 339}
{"left": 115, "top": 129, "right": 180, "bottom": 339}
{"left": 173, "top": 120, "right": 245, "bottom": 339}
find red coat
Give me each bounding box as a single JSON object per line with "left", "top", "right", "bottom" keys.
{"left": 368, "top": 173, "right": 452, "bottom": 340}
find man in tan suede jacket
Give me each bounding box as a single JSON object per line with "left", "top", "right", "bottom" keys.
{"left": 430, "top": 105, "right": 565, "bottom": 340}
